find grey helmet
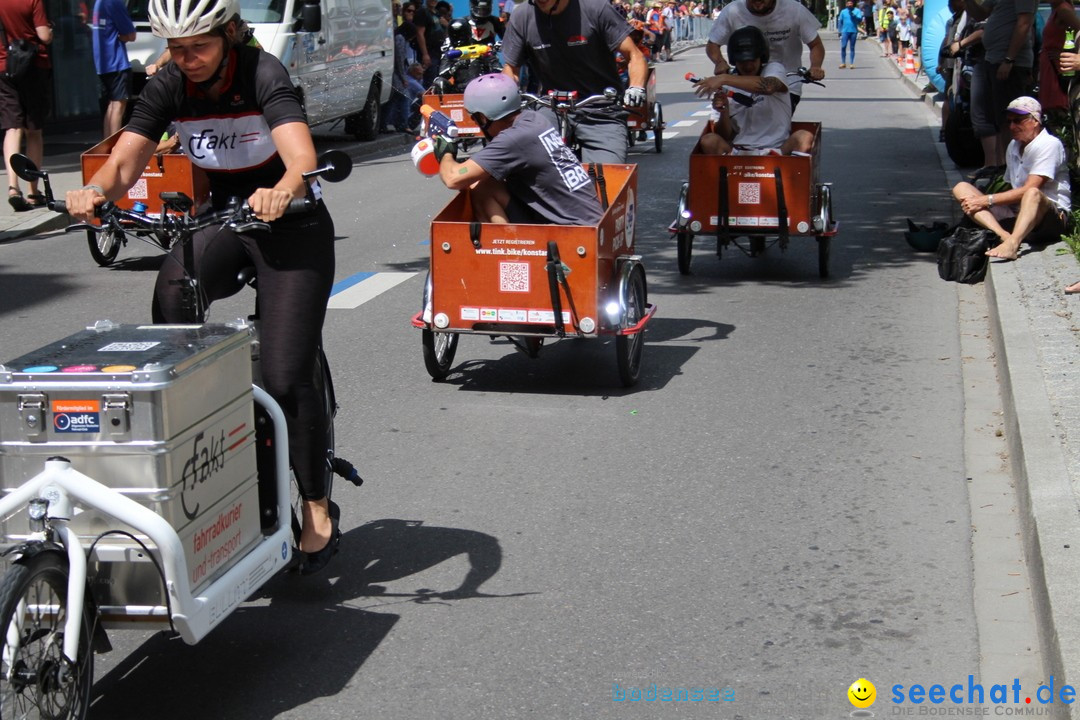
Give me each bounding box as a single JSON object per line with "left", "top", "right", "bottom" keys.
{"left": 464, "top": 73, "right": 521, "bottom": 121}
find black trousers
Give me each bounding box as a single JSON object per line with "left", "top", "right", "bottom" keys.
{"left": 153, "top": 202, "right": 336, "bottom": 500}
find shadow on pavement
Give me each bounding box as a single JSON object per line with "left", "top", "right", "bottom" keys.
{"left": 89, "top": 518, "right": 521, "bottom": 719}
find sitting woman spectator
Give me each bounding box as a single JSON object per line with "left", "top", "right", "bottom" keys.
{"left": 691, "top": 26, "right": 814, "bottom": 156}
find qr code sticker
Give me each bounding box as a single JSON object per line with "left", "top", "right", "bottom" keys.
{"left": 738, "top": 182, "right": 761, "bottom": 205}
{"left": 128, "top": 179, "right": 149, "bottom": 200}
{"left": 499, "top": 262, "right": 530, "bottom": 292}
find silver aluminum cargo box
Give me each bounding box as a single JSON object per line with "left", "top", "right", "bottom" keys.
{"left": 0, "top": 320, "right": 254, "bottom": 444}
{"left": 0, "top": 321, "right": 262, "bottom": 600}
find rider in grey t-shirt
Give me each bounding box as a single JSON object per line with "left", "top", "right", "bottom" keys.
{"left": 500, "top": 0, "right": 648, "bottom": 163}
{"left": 427, "top": 73, "right": 603, "bottom": 225}
{"left": 471, "top": 110, "right": 604, "bottom": 224}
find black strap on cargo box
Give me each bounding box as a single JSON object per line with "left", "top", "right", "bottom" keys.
{"left": 546, "top": 241, "right": 565, "bottom": 335}
{"left": 588, "top": 163, "right": 609, "bottom": 211}
{"left": 717, "top": 165, "right": 730, "bottom": 245}
{"left": 774, "top": 166, "right": 788, "bottom": 248}
{"left": 469, "top": 220, "right": 482, "bottom": 249}
{"left": 546, "top": 241, "right": 581, "bottom": 337}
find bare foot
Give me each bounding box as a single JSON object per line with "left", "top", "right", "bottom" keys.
{"left": 986, "top": 243, "right": 1019, "bottom": 260}
{"left": 1066, "top": 281, "right": 1080, "bottom": 295}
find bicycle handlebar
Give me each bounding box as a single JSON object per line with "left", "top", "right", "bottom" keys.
{"left": 685, "top": 68, "right": 825, "bottom": 92}
{"left": 787, "top": 67, "right": 826, "bottom": 87}
{"left": 13, "top": 148, "right": 352, "bottom": 237}
{"left": 91, "top": 196, "right": 301, "bottom": 237}
{"left": 521, "top": 88, "right": 621, "bottom": 114}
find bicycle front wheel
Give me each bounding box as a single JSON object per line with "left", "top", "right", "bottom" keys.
{"left": 86, "top": 228, "right": 121, "bottom": 267}
{"left": 0, "top": 552, "right": 94, "bottom": 720}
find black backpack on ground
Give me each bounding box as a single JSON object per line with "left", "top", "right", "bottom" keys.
{"left": 937, "top": 226, "right": 998, "bottom": 284}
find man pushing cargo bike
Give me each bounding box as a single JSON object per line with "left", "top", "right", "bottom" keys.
{"left": 673, "top": 27, "right": 837, "bottom": 278}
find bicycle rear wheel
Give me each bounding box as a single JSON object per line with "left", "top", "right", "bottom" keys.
{"left": 0, "top": 552, "right": 94, "bottom": 720}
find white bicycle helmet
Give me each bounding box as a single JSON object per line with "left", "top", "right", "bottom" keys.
{"left": 149, "top": 0, "right": 240, "bottom": 38}
{"left": 463, "top": 73, "right": 521, "bottom": 122}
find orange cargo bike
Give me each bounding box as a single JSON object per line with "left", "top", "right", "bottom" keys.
{"left": 672, "top": 120, "right": 837, "bottom": 278}
{"left": 80, "top": 133, "right": 209, "bottom": 266}
{"left": 411, "top": 164, "right": 656, "bottom": 387}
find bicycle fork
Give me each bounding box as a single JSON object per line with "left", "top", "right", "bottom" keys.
{"left": 1, "top": 466, "right": 95, "bottom": 668}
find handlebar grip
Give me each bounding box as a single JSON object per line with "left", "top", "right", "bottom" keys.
{"left": 285, "top": 197, "right": 314, "bottom": 215}
{"left": 50, "top": 199, "right": 67, "bottom": 213}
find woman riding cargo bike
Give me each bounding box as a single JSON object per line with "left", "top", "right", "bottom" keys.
{"left": 66, "top": 0, "right": 342, "bottom": 575}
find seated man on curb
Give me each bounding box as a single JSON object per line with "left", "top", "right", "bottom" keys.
{"left": 691, "top": 26, "right": 813, "bottom": 156}
{"left": 429, "top": 73, "right": 604, "bottom": 225}
{"left": 950, "top": 96, "right": 1071, "bottom": 261}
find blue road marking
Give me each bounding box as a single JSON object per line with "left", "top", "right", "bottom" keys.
{"left": 331, "top": 272, "right": 376, "bottom": 296}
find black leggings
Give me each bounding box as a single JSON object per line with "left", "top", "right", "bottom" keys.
{"left": 152, "top": 202, "right": 336, "bottom": 500}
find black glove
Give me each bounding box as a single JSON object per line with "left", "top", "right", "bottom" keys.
{"left": 433, "top": 135, "right": 458, "bottom": 162}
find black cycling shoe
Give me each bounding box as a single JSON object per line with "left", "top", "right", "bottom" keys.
{"left": 298, "top": 501, "right": 341, "bottom": 576}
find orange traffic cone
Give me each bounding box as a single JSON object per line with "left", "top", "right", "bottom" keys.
{"left": 904, "top": 48, "right": 917, "bottom": 74}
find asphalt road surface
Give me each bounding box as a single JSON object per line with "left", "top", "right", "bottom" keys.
{"left": 0, "top": 45, "right": 1044, "bottom": 719}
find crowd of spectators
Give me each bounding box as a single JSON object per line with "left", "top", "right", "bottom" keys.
{"left": 617, "top": 0, "right": 716, "bottom": 58}
{"left": 870, "top": 0, "right": 923, "bottom": 58}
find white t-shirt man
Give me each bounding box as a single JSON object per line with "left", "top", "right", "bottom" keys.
{"left": 1002, "top": 128, "right": 1072, "bottom": 215}
{"left": 707, "top": 0, "right": 821, "bottom": 97}
{"left": 711, "top": 60, "right": 792, "bottom": 151}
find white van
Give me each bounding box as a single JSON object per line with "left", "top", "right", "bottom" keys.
{"left": 125, "top": 0, "right": 394, "bottom": 140}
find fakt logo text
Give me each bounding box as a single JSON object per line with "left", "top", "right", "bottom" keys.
{"left": 612, "top": 682, "right": 735, "bottom": 703}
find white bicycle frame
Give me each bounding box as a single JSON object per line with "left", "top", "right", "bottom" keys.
{"left": 0, "top": 385, "right": 292, "bottom": 665}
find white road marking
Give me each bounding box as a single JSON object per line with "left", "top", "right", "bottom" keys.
{"left": 328, "top": 272, "right": 417, "bottom": 309}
